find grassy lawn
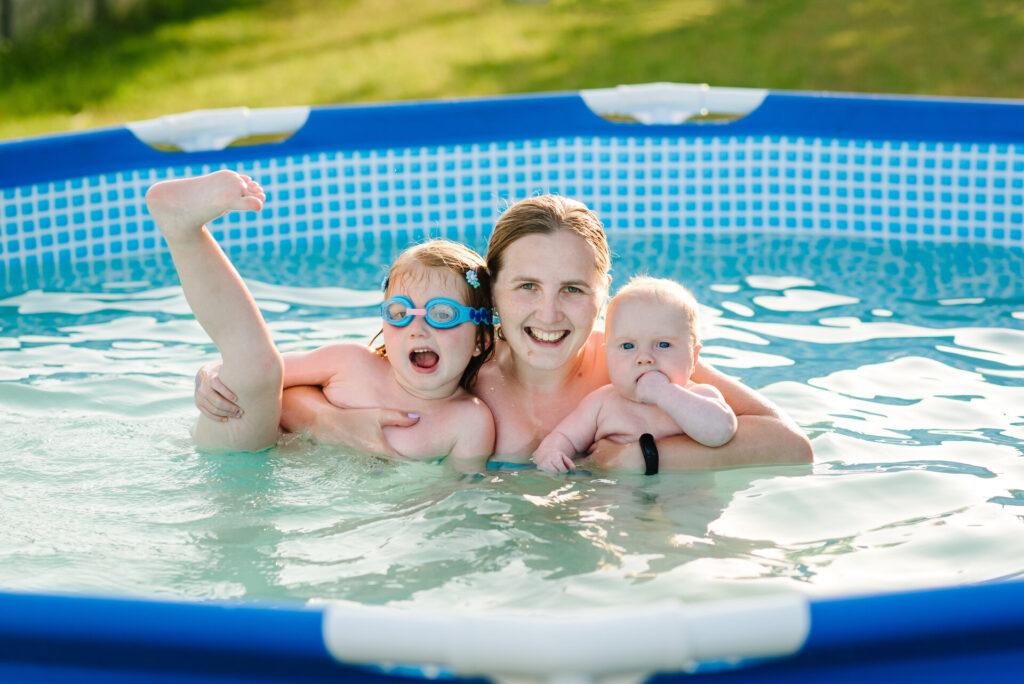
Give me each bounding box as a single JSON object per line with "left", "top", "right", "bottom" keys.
{"left": 1, "top": 0, "right": 1023, "bottom": 141}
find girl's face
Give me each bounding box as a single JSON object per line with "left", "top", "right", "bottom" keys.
{"left": 381, "top": 265, "right": 479, "bottom": 399}
{"left": 492, "top": 231, "right": 608, "bottom": 372}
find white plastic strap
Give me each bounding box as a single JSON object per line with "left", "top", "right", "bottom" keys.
{"left": 581, "top": 82, "right": 768, "bottom": 125}
{"left": 126, "top": 106, "right": 310, "bottom": 152}
{"left": 322, "top": 594, "right": 809, "bottom": 680}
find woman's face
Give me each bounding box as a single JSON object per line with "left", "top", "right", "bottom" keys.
{"left": 492, "top": 231, "right": 608, "bottom": 372}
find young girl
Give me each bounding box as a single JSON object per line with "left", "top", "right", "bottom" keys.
{"left": 531, "top": 277, "right": 737, "bottom": 473}
{"left": 146, "top": 170, "right": 495, "bottom": 472}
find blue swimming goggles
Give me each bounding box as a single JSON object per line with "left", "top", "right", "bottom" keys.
{"left": 381, "top": 295, "right": 491, "bottom": 329}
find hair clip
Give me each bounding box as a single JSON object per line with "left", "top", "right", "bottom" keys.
{"left": 465, "top": 269, "right": 480, "bottom": 289}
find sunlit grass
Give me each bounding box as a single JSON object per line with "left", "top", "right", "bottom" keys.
{"left": 1, "top": 0, "right": 1022, "bottom": 140}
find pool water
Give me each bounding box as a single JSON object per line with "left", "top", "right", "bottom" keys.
{"left": 1, "top": 232, "right": 1022, "bottom": 610}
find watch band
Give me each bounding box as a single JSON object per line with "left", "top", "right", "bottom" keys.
{"left": 639, "top": 433, "right": 659, "bottom": 476}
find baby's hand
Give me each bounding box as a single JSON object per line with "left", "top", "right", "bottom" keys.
{"left": 532, "top": 448, "right": 576, "bottom": 474}
{"left": 635, "top": 371, "right": 671, "bottom": 405}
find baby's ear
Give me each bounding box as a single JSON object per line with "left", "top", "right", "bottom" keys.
{"left": 692, "top": 342, "right": 702, "bottom": 363}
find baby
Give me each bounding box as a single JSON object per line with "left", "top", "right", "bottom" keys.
{"left": 146, "top": 170, "right": 495, "bottom": 472}
{"left": 532, "top": 276, "right": 737, "bottom": 473}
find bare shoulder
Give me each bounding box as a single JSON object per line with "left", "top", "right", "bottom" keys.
{"left": 584, "top": 383, "right": 618, "bottom": 404}
{"left": 446, "top": 391, "right": 496, "bottom": 462}
{"left": 688, "top": 382, "right": 725, "bottom": 400}
{"left": 447, "top": 392, "right": 495, "bottom": 426}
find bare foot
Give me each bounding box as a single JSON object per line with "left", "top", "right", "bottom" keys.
{"left": 145, "top": 170, "right": 266, "bottom": 242}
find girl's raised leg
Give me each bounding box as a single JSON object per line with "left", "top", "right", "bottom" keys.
{"left": 146, "top": 170, "right": 282, "bottom": 451}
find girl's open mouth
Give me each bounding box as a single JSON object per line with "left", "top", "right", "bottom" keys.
{"left": 409, "top": 348, "right": 440, "bottom": 372}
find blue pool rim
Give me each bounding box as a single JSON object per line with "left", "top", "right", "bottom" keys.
{"left": 4, "top": 88, "right": 1024, "bottom": 191}
{"left": 1, "top": 581, "right": 1023, "bottom": 682}
{"left": 2, "top": 85, "right": 1024, "bottom": 681}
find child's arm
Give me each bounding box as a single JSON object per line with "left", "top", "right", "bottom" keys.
{"left": 281, "top": 343, "right": 369, "bottom": 388}
{"left": 193, "top": 343, "right": 368, "bottom": 418}
{"left": 636, "top": 372, "right": 737, "bottom": 447}
{"left": 447, "top": 398, "right": 496, "bottom": 474}
{"left": 531, "top": 387, "right": 608, "bottom": 473}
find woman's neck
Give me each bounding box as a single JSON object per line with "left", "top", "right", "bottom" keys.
{"left": 499, "top": 338, "right": 593, "bottom": 394}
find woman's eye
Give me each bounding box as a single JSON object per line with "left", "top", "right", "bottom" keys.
{"left": 564, "top": 285, "right": 583, "bottom": 294}
{"left": 657, "top": 341, "right": 671, "bottom": 349}
{"left": 621, "top": 342, "right": 635, "bottom": 350}
{"left": 519, "top": 283, "right": 536, "bottom": 291}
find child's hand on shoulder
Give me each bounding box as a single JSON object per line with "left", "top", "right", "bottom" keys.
{"left": 635, "top": 370, "right": 671, "bottom": 404}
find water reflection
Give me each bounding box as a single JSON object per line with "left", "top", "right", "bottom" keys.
{"left": 0, "top": 233, "right": 1021, "bottom": 607}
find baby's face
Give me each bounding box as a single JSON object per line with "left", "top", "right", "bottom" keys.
{"left": 605, "top": 295, "right": 698, "bottom": 401}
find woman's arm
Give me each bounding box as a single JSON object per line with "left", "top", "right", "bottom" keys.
{"left": 589, "top": 361, "right": 812, "bottom": 471}
{"left": 280, "top": 386, "right": 417, "bottom": 456}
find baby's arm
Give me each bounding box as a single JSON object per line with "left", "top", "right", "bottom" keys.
{"left": 532, "top": 387, "right": 609, "bottom": 473}
{"left": 447, "top": 398, "right": 496, "bottom": 474}
{"left": 636, "top": 372, "right": 737, "bottom": 447}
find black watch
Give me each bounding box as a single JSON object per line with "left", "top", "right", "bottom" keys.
{"left": 639, "top": 433, "right": 659, "bottom": 476}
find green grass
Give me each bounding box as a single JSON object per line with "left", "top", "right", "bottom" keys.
{"left": 2, "top": 0, "right": 1023, "bottom": 141}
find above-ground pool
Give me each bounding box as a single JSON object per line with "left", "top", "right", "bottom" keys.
{"left": 1, "top": 84, "right": 1023, "bottom": 682}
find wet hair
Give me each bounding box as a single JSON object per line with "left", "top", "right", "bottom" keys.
{"left": 608, "top": 276, "right": 702, "bottom": 346}
{"left": 485, "top": 195, "right": 611, "bottom": 284}
{"left": 374, "top": 239, "right": 494, "bottom": 391}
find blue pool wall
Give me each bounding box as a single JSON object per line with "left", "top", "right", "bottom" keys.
{"left": 3, "top": 581, "right": 1024, "bottom": 683}
{"left": 2, "top": 90, "right": 1024, "bottom": 289}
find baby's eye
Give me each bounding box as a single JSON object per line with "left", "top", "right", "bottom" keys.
{"left": 657, "top": 341, "right": 672, "bottom": 349}
{"left": 621, "top": 342, "right": 635, "bottom": 350}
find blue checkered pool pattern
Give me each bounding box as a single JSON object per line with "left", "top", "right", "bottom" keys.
{"left": 2, "top": 135, "right": 1023, "bottom": 269}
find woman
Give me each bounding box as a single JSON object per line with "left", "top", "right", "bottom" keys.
{"left": 198, "top": 196, "right": 812, "bottom": 470}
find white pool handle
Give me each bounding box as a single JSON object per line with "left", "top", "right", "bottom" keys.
{"left": 581, "top": 82, "right": 768, "bottom": 124}
{"left": 322, "top": 595, "right": 809, "bottom": 681}
{"left": 127, "top": 106, "right": 310, "bottom": 152}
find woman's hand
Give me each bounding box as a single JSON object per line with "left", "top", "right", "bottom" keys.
{"left": 280, "top": 386, "right": 418, "bottom": 458}
{"left": 586, "top": 439, "right": 644, "bottom": 472}
{"left": 194, "top": 362, "right": 243, "bottom": 421}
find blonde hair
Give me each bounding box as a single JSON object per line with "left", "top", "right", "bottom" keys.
{"left": 485, "top": 195, "right": 611, "bottom": 282}
{"left": 375, "top": 240, "right": 494, "bottom": 390}
{"left": 608, "top": 276, "right": 702, "bottom": 346}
